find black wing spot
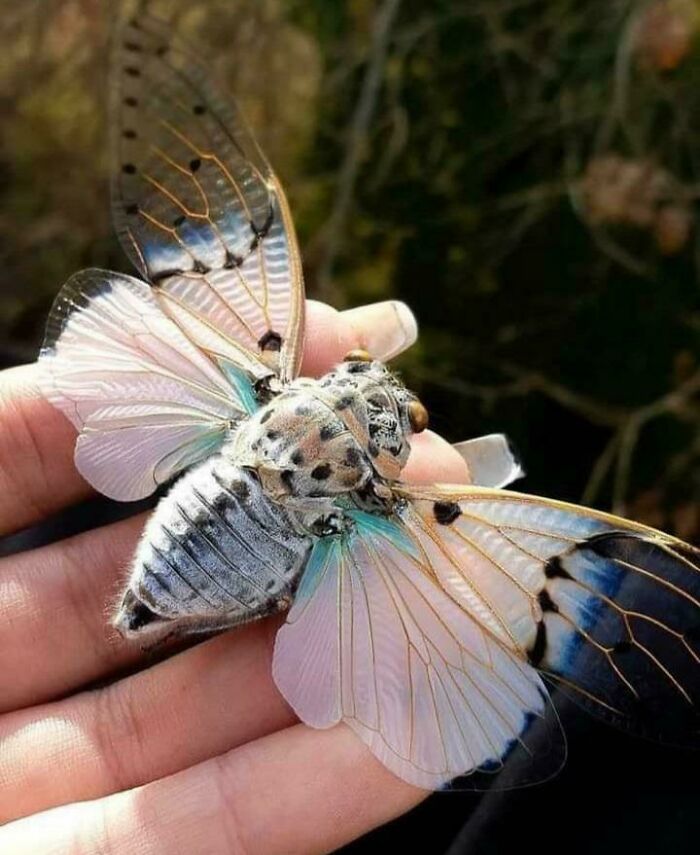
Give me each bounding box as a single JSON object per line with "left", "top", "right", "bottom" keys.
{"left": 189, "top": 158, "right": 202, "bottom": 173}
{"left": 583, "top": 530, "right": 637, "bottom": 556}
{"left": 150, "top": 268, "right": 185, "bottom": 284}
{"left": 224, "top": 250, "right": 243, "bottom": 269}
{"left": 433, "top": 500, "right": 461, "bottom": 525}
{"left": 193, "top": 104, "right": 206, "bottom": 115}
{"left": 122, "top": 163, "right": 137, "bottom": 175}
{"left": 258, "top": 330, "right": 282, "bottom": 352}
{"left": 124, "top": 66, "right": 141, "bottom": 77}
{"left": 311, "top": 463, "right": 332, "bottom": 481}
{"left": 528, "top": 622, "right": 547, "bottom": 666}
{"left": 123, "top": 129, "right": 137, "bottom": 139}
{"left": 192, "top": 259, "right": 210, "bottom": 275}
{"left": 124, "top": 203, "right": 139, "bottom": 216}
{"left": 251, "top": 206, "right": 275, "bottom": 239}
{"left": 538, "top": 589, "right": 559, "bottom": 613}
{"left": 123, "top": 96, "right": 138, "bottom": 107}
{"left": 544, "top": 556, "right": 572, "bottom": 579}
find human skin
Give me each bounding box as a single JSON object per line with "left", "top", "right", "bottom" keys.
{"left": 0, "top": 299, "right": 471, "bottom": 855}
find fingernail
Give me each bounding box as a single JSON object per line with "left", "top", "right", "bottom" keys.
{"left": 342, "top": 300, "right": 418, "bottom": 361}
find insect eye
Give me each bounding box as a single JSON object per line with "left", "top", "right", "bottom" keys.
{"left": 408, "top": 400, "right": 429, "bottom": 433}
{"left": 343, "top": 349, "right": 372, "bottom": 363}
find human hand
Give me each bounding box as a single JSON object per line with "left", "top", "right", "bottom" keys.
{"left": 0, "top": 300, "right": 471, "bottom": 854}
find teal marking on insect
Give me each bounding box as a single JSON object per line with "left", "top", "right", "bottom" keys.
{"left": 294, "top": 536, "right": 339, "bottom": 606}
{"left": 219, "top": 360, "right": 258, "bottom": 414}
{"left": 347, "top": 509, "right": 420, "bottom": 558}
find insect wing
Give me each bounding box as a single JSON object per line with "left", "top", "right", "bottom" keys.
{"left": 40, "top": 269, "right": 258, "bottom": 501}
{"left": 397, "top": 484, "right": 700, "bottom": 746}
{"left": 112, "top": 12, "right": 305, "bottom": 381}
{"left": 272, "top": 510, "right": 560, "bottom": 790}
{"left": 452, "top": 433, "right": 524, "bottom": 488}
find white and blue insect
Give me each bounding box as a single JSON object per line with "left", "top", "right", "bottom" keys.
{"left": 40, "top": 12, "right": 700, "bottom": 790}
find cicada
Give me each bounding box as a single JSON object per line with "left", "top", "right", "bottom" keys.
{"left": 39, "top": 12, "right": 700, "bottom": 790}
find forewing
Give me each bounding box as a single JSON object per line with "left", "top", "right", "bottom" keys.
{"left": 111, "top": 12, "right": 305, "bottom": 380}
{"left": 273, "top": 510, "right": 557, "bottom": 790}
{"left": 397, "top": 484, "right": 700, "bottom": 745}
{"left": 40, "top": 269, "right": 258, "bottom": 501}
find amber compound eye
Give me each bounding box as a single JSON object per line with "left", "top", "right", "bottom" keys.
{"left": 408, "top": 400, "right": 429, "bottom": 433}
{"left": 343, "top": 349, "right": 372, "bottom": 362}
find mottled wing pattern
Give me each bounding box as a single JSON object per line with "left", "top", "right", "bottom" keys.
{"left": 397, "top": 485, "right": 700, "bottom": 746}
{"left": 112, "top": 12, "right": 305, "bottom": 381}
{"left": 273, "top": 510, "right": 555, "bottom": 790}
{"left": 40, "top": 269, "right": 258, "bottom": 501}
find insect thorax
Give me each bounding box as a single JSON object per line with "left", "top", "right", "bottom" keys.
{"left": 227, "top": 359, "right": 418, "bottom": 506}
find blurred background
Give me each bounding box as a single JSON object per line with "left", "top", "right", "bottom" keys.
{"left": 1, "top": 0, "right": 699, "bottom": 852}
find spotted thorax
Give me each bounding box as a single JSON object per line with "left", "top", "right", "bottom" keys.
{"left": 39, "top": 10, "right": 700, "bottom": 791}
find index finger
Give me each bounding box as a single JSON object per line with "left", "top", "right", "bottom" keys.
{"left": 0, "top": 299, "right": 417, "bottom": 537}
{"left": 0, "top": 723, "right": 426, "bottom": 855}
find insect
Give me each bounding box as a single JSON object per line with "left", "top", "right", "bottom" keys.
{"left": 39, "top": 11, "right": 699, "bottom": 791}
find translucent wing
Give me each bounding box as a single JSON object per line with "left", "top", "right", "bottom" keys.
{"left": 111, "top": 12, "right": 305, "bottom": 381}
{"left": 396, "top": 484, "right": 700, "bottom": 746}
{"left": 453, "top": 434, "right": 524, "bottom": 488}
{"left": 273, "top": 510, "right": 556, "bottom": 790}
{"left": 40, "top": 269, "right": 260, "bottom": 501}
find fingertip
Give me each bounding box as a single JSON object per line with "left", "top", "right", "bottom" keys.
{"left": 301, "top": 299, "right": 419, "bottom": 376}
{"left": 341, "top": 300, "right": 418, "bottom": 362}
{"left": 402, "top": 430, "right": 472, "bottom": 485}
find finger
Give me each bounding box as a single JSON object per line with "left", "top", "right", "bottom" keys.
{"left": 302, "top": 299, "right": 418, "bottom": 375}
{"left": 0, "top": 364, "right": 92, "bottom": 536}
{"left": 0, "top": 300, "right": 417, "bottom": 536}
{"left": 0, "top": 426, "right": 459, "bottom": 711}
{"left": 0, "top": 513, "right": 146, "bottom": 712}
{"left": 402, "top": 430, "right": 471, "bottom": 483}
{"left": 0, "top": 724, "right": 426, "bottom": 855}
{"left": 0, "top": 619, "right": 292, "bottom": 823}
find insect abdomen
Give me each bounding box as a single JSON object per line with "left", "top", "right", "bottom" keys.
{"left": 115, "top": 456, "right": 312, "bottom": 637}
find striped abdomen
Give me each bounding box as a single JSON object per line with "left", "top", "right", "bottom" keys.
{"left": 114, "top": 456, "right": 312, "bottom": 638}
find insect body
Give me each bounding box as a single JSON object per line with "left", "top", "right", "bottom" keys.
{"left": 117, "top": 358, "right": 421, "bottom": 638}
{"left": 39, "top": 11, "right": 700, "bottom": 791}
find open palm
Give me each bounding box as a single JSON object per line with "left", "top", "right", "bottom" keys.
{"left": 0, "top": 299, "right": 470, "bottom": 855}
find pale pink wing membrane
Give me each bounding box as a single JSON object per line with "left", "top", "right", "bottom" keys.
{"left": 41, "top": 269, "right": 251, "bottom": 501}
{"left": 273, "top": 516, "right": 549, "bottom": 790}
